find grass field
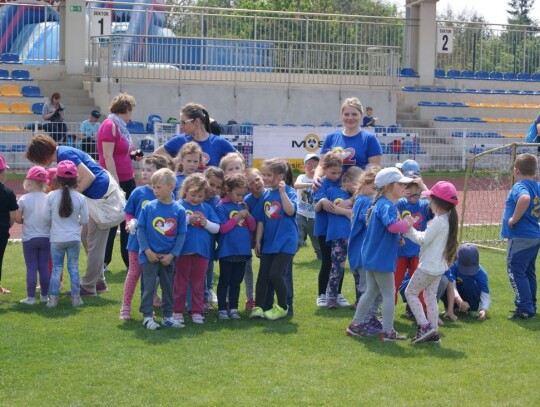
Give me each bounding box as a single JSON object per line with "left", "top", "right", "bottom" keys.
{"left": 0, "top": 240, "right": 538, "bottom": 406}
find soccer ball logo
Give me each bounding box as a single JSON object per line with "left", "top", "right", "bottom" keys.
{"left": 304, "top": 133, "right": 320, "bottom": 153}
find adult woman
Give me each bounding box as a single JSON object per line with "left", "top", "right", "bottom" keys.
{"left": 42, "top": 92, "right": 68, "bottom": 144}
{"left": 97, "top": 93, "right": 141, "bottom": 271}
{"left": 154, "top": 103, "right": 236, "bottom": 168}
{"left": 25, "top": 135, "right": 111, "bottom": 296}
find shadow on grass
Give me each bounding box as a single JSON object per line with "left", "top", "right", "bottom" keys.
{"left": 7, "top": 301, "right": 84, "bottom": 318}
{"left": 314, "top": 308, "right": 354, "bottom": 318}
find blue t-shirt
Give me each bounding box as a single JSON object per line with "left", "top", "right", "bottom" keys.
{"left": 216, "top": 200, "right": 253, "bottom": 258}
{"left": 163, "top": 134, "right": 236, "bottom": 168}
{"left": 178, "top": 199, "right": 220, "bottom": 258}
{"left": 244, "top": 192, "right": 263, "bottom": 212}
{"left": 125, "top": 185, "right": 157, "bottom": 252}
{"left": 137, "top": 199, "right": 187, "bottom": 264}
{"left": 361, "top": 196, "right": 401, "bottom": 273}
{"left": 80, "top": 120, "right": 100, "bottom": 138}
{"left": 174, "top": 174, "right": 186, "bottom": 198}
{"left": 397, "top": 198, "right": 433, "bottom": 257}
{"left": 445, "top": 262, "right": 490, "bottom": 294}
{"left": 320, "top": 129, "right": 382, "bottom": 171}
{"left": 325, "top": 187, "right": 352, "bottom": 241}
{"left": 362, "top": 116, "right": 374, "bottom": 127}
{"left": 57, "top": 146, "right": 109, "bottom": 199}
{"left": 313, "top": 177, "right": 341, "bottom": 237}
{"left": 501, "top": 180, "right": 540, "bottom": 239}
{"left": 348, "top": 195, "right": 372, "bottom": 270}
{"left": 252, "top": 186, "right": 298, "bottom": 254}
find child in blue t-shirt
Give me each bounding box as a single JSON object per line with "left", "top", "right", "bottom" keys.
{"left": 250, "top": 158, "right": 298, "bottom": 321}
{"left": 174, "top": 141, "right": 203, "bottom": 198}
{"left": 137, "top": 168, "right": 187, "bottom": 330}
{"left": 501, "top": 153, "right": 540, "bottom": 319}
{"left": 173, "top": 173, "right": 220, "bottom": 325}
{"left": 119, "top": 155, "right": 172, "bottom": 320}
{"left": 215, "top": 174, "right": 256, "bottom": 320}
{"left": 346, "top": 167, "right": 413, "bottom": 341}
{"left": 315, "top": 166, "right": 362, "bottom": 309}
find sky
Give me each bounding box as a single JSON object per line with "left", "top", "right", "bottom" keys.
{"left": 390, "top": 0, "right": 538, "bottom": 25}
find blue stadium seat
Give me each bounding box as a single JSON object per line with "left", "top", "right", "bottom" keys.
{"left": 463, "top": 88, "right": 478, "bottom": 93}
{"left": 469, "top": 132, "right": 483, "bottom": 138}
{"left": 401, "top": 141, "right": 413, "bottom": 154}
{"left": 450, "top": 102, "right": 467, "bottom": 107}
{"left": 433, "top": 88, "right": 449, "bottom": 93}
{"left": 447, "top": 88, "right": 463, "bottom": 93}
{"left": 319, "top": 122, "right": 333, "bottom": 127}
{"left": 484, "top": 132, "right": 502, "bottom": 138}
{"left": 479, "top": 89, "right": 492, "bottom": 94}
{"left": 504, "top": 72, "right": 517, "bottom": 81}
{"left": 434, "top": 101, "right": 450, "bottom": 107}
{"left": 491, "top": 89, "right": 506, "bottom": 94}
{"left": 0, "top": 53, "right": 20, "bottom": 64}
{"left": 451, "top": 117, "right": 466, "bottom": 122}
{"left": 434, "top": 116, "right": 451, "bottom": 121}
{"left": 399, "top": 67, "right": 417, "bottom": 77}
{"left": 475, "top": 71, "right": 489, "bottom": 79}
{"left": 508, "top": 89, "right": 522, "bottom": 95}
{"left": 418, "top": 101, "right": 433, "bottom": 106}
{"left": 126, "top": 121, "right": 146, "bottom": 134}
{"left": 0, "top": 69, "right": 10, "bottom": 80}
{"left": 522, "top": 90, "right": 534, "bottom": 95}
{"left": 434, "top": 68, "right": 445, "bottom": 78}
{"left": 461, "top": 70, "right": 474, "bottom": 79}
{"left": 11, "top": 144, "right": 26, "bottom": 152}
{"left": 146, "top": 114, "right": 162, "bottom": 133}
{"left": 465, "top": 117, "right": 485, "bottom": 123}
{"left": 517, "top": 72, "right": 531, "bottom": 81}
{"left": 11, "top": 69, "right": 32, "bottom": 81}
{"left": 0, "top": 145, "right": 10, "bottom": 152}
{"left": 489, "top": 71, "right": 504, "bottom": 80}
{"left": 469, "top": 147, "right": 484, "bottom": 154}
{"left": 21, "top": 86, "right": 43, "bottom": 98}
{"left": 531, "top": 73, "right": 540, "bottom": 81}
{"left": 452, "top": 132, "right": 464, "bottom": 138}
{"left": 241, "top": 122, "right": 254, "bottom": 135}
{"left": 301, "top": 124, "right": 314, "bottom": 127}
{"left": 31, "top": 102, "right": 44, "bottom": 114}
{"left": 446, "top": 69, "right": 461, "bottom": 78}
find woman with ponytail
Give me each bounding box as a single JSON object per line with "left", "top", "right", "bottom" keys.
{"left": 155, "top": 103, "right": 236, "bottom": 169}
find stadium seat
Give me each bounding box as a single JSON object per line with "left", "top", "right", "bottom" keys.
{"left": 283, "top": 124, "right": 296, "bottom": 127}
{"left": 504, "top": 72, "right": 517, "bottom": 81}
{"left": 10, "top": 102, "right": 33, "bottom": 114}
{"left": 139, "top": 137, "right": 155, "bottom": 152}
{"left": 475, "top": 71, "right": 489, "bottom": 79}
{"left": 517, "top": 72, "right": 531, "bottom": 81}
{"left": 434, "top": 68, "right": 445, "bottom": 78}
{"left": 451, "top": 117, "right": 466, "bottom": 122}
{"left": 301, "top": 124, "right": 315, "bottom": 127}
{"left": 0, "top": 145, "right": 10, "bottom": 152}
{"left": 531, "top": 73, "right": 540, "bottom": 81}
{"left": 452, "top": 132, "right": 464, "bottom": 138}
{"left": 449, "top": 102, "right": 467, "bottom": 107}
{"left": 31, "top": 102, "right": 44, "bottom": 115}
{"left": 126, "top": 121, "right": 146, "bottom": 134}
{"left": 0, "top": 102, "right": 10, "bottom": 114}
{"left": 446, "top": 69, "right": 460, "bottom": 78}
{"left": 484, "top": 132, "right": 502, "bottom": 138}
{"left": 489, "top": 71, "right": 504, "bottom": 80}
{"left": 434, "top": 116, "right": 451, "bottom": 121}
{"left": 461, "top": 70, "right": 474, "bottom": 79}
{"left": 418, "top": 101, "right": 433, "bottom": 106}
{"left": 21, "top": 86, "right": 43, "bottom": 98}
{"left": 399, "top": 67, "right": 417, "bottom": 77}
{"left": 521, "top": 90, "right": 534, "bottom": 95}
{"left": 11, "top": 144, "right": 26, "bottom": 152}
{"left": 0, "top": 69, "right": 10, "bottom": 80}
{"left": 319, "top": 122, "right": 333, "bottom": 127}
{"left": 447, "top": 88, "right": 463, "bottom": 93}
{"left": 469, "top": 132, "right": 483, "bottom": 138}
{"left": 0, "top": 53, "right": 20, "bottom": 64}
{"left": 491, "top": 89, "right": 506, "bottom": 94}
{"left": 434, "top": 101, "right": 450, "bottom": 107}
{"left": 146, "top": 114, "right": 162, "bottom": 133}
{"left": 463, "top": 88, "right": 478, "bottom": 93}
{"left": 11, "top": 69, "right": 32, "bottom": 81}
{"left": 465, "top": 117, "right": 485, "bottom": 123}
{"left": 0, "top": 125, "right": 23, "bottom": 132}
{"left": 0, "top": 84, "right": 22, "bottom": 97}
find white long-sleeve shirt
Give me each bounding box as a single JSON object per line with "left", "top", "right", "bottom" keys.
{"left": 405, "top": 214, "right": 449, "bottom": 276}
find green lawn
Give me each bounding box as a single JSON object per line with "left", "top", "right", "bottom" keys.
{"left": 0, "top": 241, "right": 538, "bottom": 406}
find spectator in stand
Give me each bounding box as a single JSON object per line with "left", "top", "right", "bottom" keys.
{"left": 42, "top": 92, "right": 68, "bottom": 144}
{"left": 362, "top": 106, "right": 377, "bottom": 128}
{"left": 80, "top": 110, "right": 101, "bottom": 160}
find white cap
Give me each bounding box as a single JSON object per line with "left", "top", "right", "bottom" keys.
{"left": 304, "top": 153, "right": 320, "bottom": 163}
{"left": 375, "top": 167, "right": 414, "bottom": 188}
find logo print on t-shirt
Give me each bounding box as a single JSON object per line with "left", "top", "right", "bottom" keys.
{"left": 200, "top": 152, "right": 210, "bottom": 169}
{"left": 401, "top": 210, "right": 423, "bottom": 229}
{"left": 153, "top": 217, "right": 177, "bottom": 236}
{"left": 186, "top": 209, "right": 205, "bottom": 227}
{"left": 230, "top": 210, "right": 246, "bottom": 227}
{"left": 141, "top": 199, "right": 150, "bottom": 208}
{"left": 264, "top": 200, "right": 282, "bottom": 219}
{"left": 341, "top": 148, "right": 356, "bottom": 166}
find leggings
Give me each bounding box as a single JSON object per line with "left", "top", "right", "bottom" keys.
{"left": 405, "top": 268, "right": 441, "bottom": 329}
{"left": 317, "top": 235, "right": 343, "bottom": 296}
{"left": 23, "top": 237, "right": 50, "bottom": 298}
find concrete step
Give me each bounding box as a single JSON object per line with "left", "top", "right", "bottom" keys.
{"left": 399, "top": 119, "right": 429, "bottom": 128}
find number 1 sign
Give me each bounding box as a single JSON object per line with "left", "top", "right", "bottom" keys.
{"left": 90, "top": 9, "right": 112, "bottom": 38}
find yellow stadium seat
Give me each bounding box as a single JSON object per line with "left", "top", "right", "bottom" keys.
{"left": 0, "top": 125, "right": 24, "bottom": 131}
{"left": 524, "top": 104, "right": 540, "bottom": 109}
{"left": 10, "top": 102, "right": 32, "bottom": 114}
{"left": 0, "top": 102, "right": 10, "bottom": 114}
{"left": 481, "top": 117, "right": 498, "bottom": 123}
{"left": 0, "top": 84, "right": 22, "bottom": 97}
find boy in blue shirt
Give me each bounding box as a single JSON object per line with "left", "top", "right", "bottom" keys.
{"left": 501, "top": 153, "right": 540, "bottom": 320}
{"left": 137, "top": 168, "right": 187, "bottom": 330}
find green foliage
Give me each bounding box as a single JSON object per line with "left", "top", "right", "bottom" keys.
{"left": 507, "top": 0, "right": 537, "bottom": 25}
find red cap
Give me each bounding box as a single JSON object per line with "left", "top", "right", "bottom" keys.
{"left": 56, "top": 160, "right": 78, "bottom": 179}
{"left": 425, "top": 181, "right": 458, "bottom": 205}
{"left": 26, "top": 166, "right": 48, "bottom": 182}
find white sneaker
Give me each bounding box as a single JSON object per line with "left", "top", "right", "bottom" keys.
{"left": 162, "top": 316, "right": 185, "bottom": 328}
{"left": 20, "top": 297, "right": 36, "bottom": 305}
{"left": 316, "top": 294, "right": 328, "bottom": 307}
{"left": 143, "top": 317, "right": 160, "bottom": 330}
{"left": 71, "top": 295, "right": 84, "bottom": 307}
{"left": 173, "top": 313, "right": 184, "bottom": 324}
{"left": 209, "top": 289, "right": 218, "bottom": 304}
{"left": 192, "top": 313, "right": 205, "bottom": 324}
{"left": 40, "top": 295, "right": 48, "bottom": 303}
{"left": 229, "top": 309, "right": 241, "bottom": 320}
{"left": 218, "top": 310, "right": 229, "bottom": 320}
{"left": 46, "top": 296, "right": 58, "bottom": 308}
{"left": 337, "top": 294, "right": 350, "bottom": 308}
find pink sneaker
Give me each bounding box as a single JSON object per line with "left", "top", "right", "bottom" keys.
{"left": 119, "top": 305, "right": 131, "bottom": 320}
{"left": 245, "top": 298, "right": 256, "bottom": 311}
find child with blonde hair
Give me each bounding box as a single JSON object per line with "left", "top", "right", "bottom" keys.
{"left": 173, "top": 173, "right": 220, "bottom": 324}
{"left": 219, "top": 152, "right": 245, "bottom": 178}
{"left": 16, "top": 166, "right": 50, "bottom": 304}
{"left": 174, "top": 141, "right": 203, "bottom": 196}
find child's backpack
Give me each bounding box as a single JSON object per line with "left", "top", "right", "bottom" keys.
{"left": 146, "top": 114, "right": 162, "bottom": 134}
{"left": 526, "top": 121, "right": 539, "bottom": 143}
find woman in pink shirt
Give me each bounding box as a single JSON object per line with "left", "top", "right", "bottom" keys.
{"left": 97, "top": 93, "right": 142, "bottom": 273}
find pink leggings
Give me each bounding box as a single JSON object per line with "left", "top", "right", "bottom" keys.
{"left": 405, "top": 268, "right": 442, "bottom": 329}
{"left": 122, "top": 251, "right": 141, "bottom": 307}
{"left": 174, "top": 254, "right": 208, "bottom": 314}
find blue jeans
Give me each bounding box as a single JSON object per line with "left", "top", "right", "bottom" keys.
{"left": 50, "top": 241, "right": 80, "bottom": 297}
{"left": 507, "top": 238, "right": 540, "bottom": 314}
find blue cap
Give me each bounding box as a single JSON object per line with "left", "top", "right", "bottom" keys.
{"left": 457, "top": 244, "right": 480, "bottom": 276}
{"left": 396, "top": 159, "right": 420, "bottom": 176}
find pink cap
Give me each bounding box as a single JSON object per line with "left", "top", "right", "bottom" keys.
{"left": 56, "top": 160, "right": 78, "bottom": 179}
{"left": 0, "top": 155, "right": 10, "bottom": 170}
{"left": 425, "top": 181, "right": 458, "bottom": 205}
{"left": 46, "top": 168, "right": 57, "bottom": 185}
{"left": 26, "top": 166, "right": 48, "bottom": 182}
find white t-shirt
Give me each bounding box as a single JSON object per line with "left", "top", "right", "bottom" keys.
{"left": 296, "top": 173, "right": 315, "bottom": 218}
{"left": 17, "top": 191, "right": 50, "bottom": 242}
{"left": 44, "top": 189, "right": 89, "bottom": 243}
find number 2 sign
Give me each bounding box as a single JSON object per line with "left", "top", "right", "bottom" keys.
{"left": 437, "top": 27, "right": 453, "bottom": 54}
{"left": 90, "top": 9, "right": 111, "bottom": 38}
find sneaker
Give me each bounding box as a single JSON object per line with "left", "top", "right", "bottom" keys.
{"left": 411, "top": 323, "right": 436, "bottom": 344}
{"left": 218, "top": 310, "right": 229, "bottom": 320}
{"left": 250, "top": 306, "right": 265, "bottom": 319}
{"left": 337, "top": 294, "right": 350, "bottom": 308}
{"left": 229, "top": 309, "right": 241, "bottom": 320}
{"left": 71, "top": 295, "right": 84, "bottom": 307}
{"left": 345, "top": 322, "right": 369, "bottom": 337}
{"left": 78, "top": 286, "right": 97, "bottom": 297}
{"left": 405, "top": 304, "right": 414, "bottom": 319}
{"left": 119, "top": 305, "right": 132, "bottom": 320}
{"left": 316, "top": 294, "right": 327, "bottom": 307}
{"left": 366, "top": 315, "right": 383, "bottom": 335}
{"left": 46, "top": 295, "right": 58, "bottom": 308}
{"left": 96, "top": 282, "right": 109, "bottom": 294}
{"left": 162, "top": 316, "right": 185, "bottom": 328}
{"left": 19, "top": 297, "right": 36, "bottom": 305}
{"left": 380, "top": 329, "right": 407, "bottom": 342}
{"left": 173, "top": 313, "right": 185, "bottom": 324}
{"left": 245, "top": 298, "right": 256, "bottom": 311}
{"left": 40, "top": 295, "right": 48, "bottom": 303}
{"left": 143, "top": 317, "right": 160, "bottom": 330}
{"left": 192, "top": 313, "right": 205, "bottom": 324}
{"left": 264, "top": 304, "right": 288, "bottom": 321}
{"left": 508, "top": 309, "right": 536, "bottom": 320}
{"left": 209, "top": 289, "right": 218, "bottom": 304}
{"left": 427, "top": 331, "right": 441, "bottom": 343}
{"left": 326, "top": 297, "right": 338, "bottom": 310}
{"left": 153, "top": 296, "right": 162, "bottom": 307}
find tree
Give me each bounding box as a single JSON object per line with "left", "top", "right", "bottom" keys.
{"left": 507, "top": 0, "right": 536, "bottom": 25}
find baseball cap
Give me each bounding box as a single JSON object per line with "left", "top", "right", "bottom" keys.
{"left": 304, "top": 153, "right": 320, "bottom": 164}
{"left": 56, "top": 160, "right": 78, "bottom": 179}
{"left": 457, "top": 244, "right": 480, "bottom": 276}
{"left": 46, "top": 168, "right": 57, "bottom": 186}
{"left": 0, "top": 155, "right": 10, "bottom": 170}
{"left": 26, "top": 166, "right": 48, "bottom": 182}
{"left": 396, "top": 159, "right": 420, "bottom": 176}
{"left": 424, "top": 181, "right": 458, "bottom": 205}
{"left": 90, "top": 110, "right": 101, "bottom": 119}
{"left": 375, "top": 167, "right": 414, "bottom": 188}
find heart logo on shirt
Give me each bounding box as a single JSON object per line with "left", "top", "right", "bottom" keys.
{"left": 186, "top": 210, "right": 205, "bottom": 227}
{"left": 264, "top": 200, "right": 282, "bottom": 219}
{"left": 153, "top": 217, "right": 177, "bottom": 236}
{"left": 230, "top": 210, "right": 246, "bottom": 227}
